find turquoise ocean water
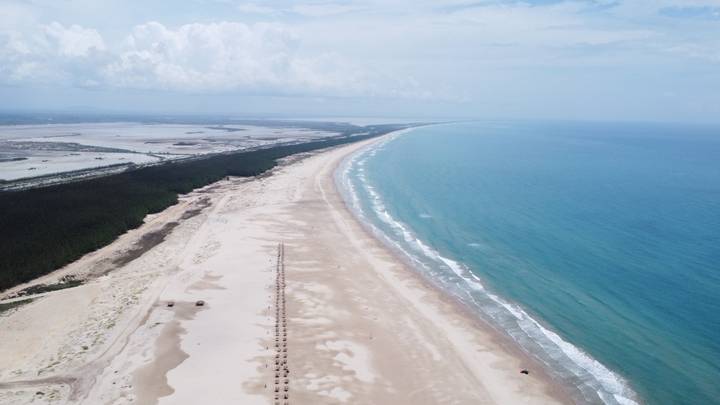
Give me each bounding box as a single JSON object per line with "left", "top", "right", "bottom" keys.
{"left": 337, "top": 122, "right": 720, "bottom": 405}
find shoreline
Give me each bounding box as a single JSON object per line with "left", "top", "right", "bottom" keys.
{"left": 337, "top": 130, "right": 644, "bottom": 405}
{"left": 0, "top": 136, "right": 570, "bottom": 404}
{"left": 331, "top": 134, "right": 575, "bottom": 402}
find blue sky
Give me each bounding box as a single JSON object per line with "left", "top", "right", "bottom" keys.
{"left": 1, "top": 0, "right": 719, "bottom": 122}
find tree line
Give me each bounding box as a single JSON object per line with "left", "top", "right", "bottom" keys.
{"left": 0, "top": 125, "right": 405, "bottom": 291}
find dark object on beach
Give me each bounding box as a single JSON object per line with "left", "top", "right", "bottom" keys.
{"left": 167, "top": 301, "right": 175, "bottom": 307}
{"left": 195, "top": 300, "right": 205, "bottom": 307}
{"left": 521, "top": 369, "right": 529, "bottom": 375}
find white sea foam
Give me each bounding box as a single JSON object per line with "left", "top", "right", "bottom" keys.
{"left": 335, "top": 130, "right": 641, "bottom": 405}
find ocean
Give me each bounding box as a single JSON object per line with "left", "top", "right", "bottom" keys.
{"left": 337, "top": 121, "right": 720, "bottom": 405}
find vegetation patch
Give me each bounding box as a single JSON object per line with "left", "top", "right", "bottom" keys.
{"left": 0, "top": 298, "right": 34, "bottom": 315}
{"left": 14, "top": 275, "right": 84, "bottom": 297}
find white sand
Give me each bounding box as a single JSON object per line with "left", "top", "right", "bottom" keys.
{"left": 0, "top": 136, "right": 570, "bottom": 404}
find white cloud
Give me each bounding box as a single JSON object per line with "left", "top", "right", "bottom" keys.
{"left": 0, "top": 20, "right": 427, "bottom": 98}
{"left": 103, "top": 21, "right": 295, "bottom": 91}
{"left": 0, "top": 22, "right": 105, "bottom": 85}
{"left": 101, "top": 21, "right": 375, "bottom": 95}
{"left": 43, "top": 22, "right": 105, "bottom": 57}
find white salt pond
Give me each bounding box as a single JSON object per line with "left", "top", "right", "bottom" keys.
{"left": 0, "top": 122, "right": 338, "bottom": 181}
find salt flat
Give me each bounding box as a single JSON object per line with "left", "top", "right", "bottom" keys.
{"left": 0, "top": 122, "right": 338, "bottom": 181}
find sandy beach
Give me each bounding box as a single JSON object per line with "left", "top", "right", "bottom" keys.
{"left": 0, "top": 135, "right": 570, "bottom": 404}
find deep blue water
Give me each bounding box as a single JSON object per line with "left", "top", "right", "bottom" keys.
{"left": 338, "top": 121, "right": 720, "bottom": 405}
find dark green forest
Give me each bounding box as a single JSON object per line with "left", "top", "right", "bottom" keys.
{"left": 0, "top": 125, "right": 404, "bottom": 291}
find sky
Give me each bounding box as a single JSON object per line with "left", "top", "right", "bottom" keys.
{"left": 0, "top": 0, "right": 719, "bottom": 122}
